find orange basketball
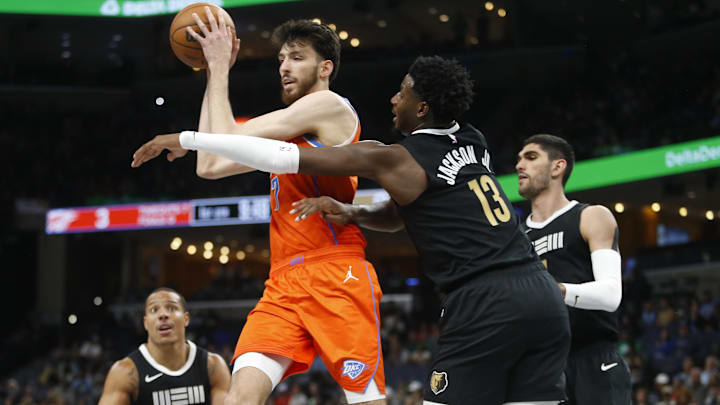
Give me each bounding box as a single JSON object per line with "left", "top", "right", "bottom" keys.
{"left": 169, "top": 2, "right": 235, "bottom": 69}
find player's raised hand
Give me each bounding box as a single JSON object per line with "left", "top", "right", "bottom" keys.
{"left": 291, "top": 196, "right": 355, "bottom": 224}
{"left": 186, "top": 6, "right": 234, "bottom": 71}
{"left": 131, "top": 133, "right": 188, "bottom": 168}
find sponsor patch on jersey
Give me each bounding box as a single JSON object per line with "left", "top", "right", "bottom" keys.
{"left": 430, "top": 370, "right": 448, "bottom": 395}
{"left": 342, "top": 360, "right": 367, "bottom": 380}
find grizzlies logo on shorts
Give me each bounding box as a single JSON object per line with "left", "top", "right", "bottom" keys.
{"left": 430, "top": 371, "right": 448, "bottom": 395}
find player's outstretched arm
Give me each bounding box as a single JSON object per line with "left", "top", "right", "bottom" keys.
{"left": 291, "top": 197, "right": 405, "bottom": 232}
{"left": 559, "top": 205, "right": 622, "bottom": 312}
{"left": 207, "top": 352, "right": 230, "bottom": 405}
{"left": 174, "top": 131, "right": 426, "bottom": 205}
{"left": 98, "top": 358, "right": 137, "bottom": 405}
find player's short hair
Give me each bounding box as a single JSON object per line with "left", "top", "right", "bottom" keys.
{"left": 408, "top": 56, "right": 475, "bottom": 123}
{"left": 146, "top": 287, "right": 188, "bottom": 312}
{"left": 272, "top": 19, "right": 341, "bottom": 83}
{"left": 523, "top": 134, "right": 576, "bottom": 185}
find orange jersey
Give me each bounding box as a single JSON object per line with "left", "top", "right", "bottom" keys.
{"left": 268, "top": 99, "right": 366, "bottom": 272}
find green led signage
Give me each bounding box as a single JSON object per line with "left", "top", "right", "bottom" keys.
{"left": 498, "top": 135, "right": 720, "bottom": 202}
{"left": 0, "top": 0, "right": 298, "bottom": 17}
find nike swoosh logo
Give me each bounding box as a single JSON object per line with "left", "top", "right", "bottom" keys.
{"left": 601, "top": 362, "right": 618, "bottom": 371}
{"left": 145, "top": 373, "right": 163, "bottom": 383}
{"left": 525, "top": 228, "right": 532, "bottom": 233}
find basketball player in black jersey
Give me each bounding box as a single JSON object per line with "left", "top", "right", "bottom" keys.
{"left": 98, "top": 288, "right": 230, "bottom": 404}
{"left": 516, "top": 134, "right": 631, "bottom": 405}
{"left": 132, "top": 56, "right": 570, "bottom": 405}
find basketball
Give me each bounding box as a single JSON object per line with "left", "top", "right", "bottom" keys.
{"left": 169, "top": 2, "right": 235, "bottom": 69}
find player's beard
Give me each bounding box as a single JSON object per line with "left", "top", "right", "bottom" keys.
{"left": 518, "top": 165, "right": 551, "bottom": 199}
{"left": 281, "top": 72, "right": 319, "bottom": 105}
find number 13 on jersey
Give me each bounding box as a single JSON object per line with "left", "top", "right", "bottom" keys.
{"left": 468, "top": 175, "right": 511, "bottom": 226}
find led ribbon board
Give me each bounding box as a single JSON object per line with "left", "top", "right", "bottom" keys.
{"left": 1, "top": 0, "right": 298, "bottom": 17}
{"left": 498, "top": 135, "right": 720, "bottom": 202}
{"left": 45, "top": 189, "right": 389, "bottom": 234}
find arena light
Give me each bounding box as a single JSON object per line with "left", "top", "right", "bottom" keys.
{"left": 377, "top": 20, "right": 387, "bottom": 28}
{"left": 706, "top": 210, "right": 715, "bottom": 221}
{"left": 187, "top": 245, "right": 197, "bottom": 255}
{"left": 236, "top": 251, "right": 246, "bottom": 261}
{"left": 246, "top": 244, "right": 256, "bottom": 253}
{"left": 338, "top": 30, "right": 349, "bottom": 40}
{"left": 68, "top": 314, "right": 78, "bottom": 325}
{"left": 155, "top": 97, "right": 165, "bottom": 106}
{"left": 485, "top": 2, "right": 495, "bottom": 11}
{"left": 93, "top": 296, "right": 103, "bottom": 306}
{"left": 328, "top": 23, "right": 337, "bottom": 31}
{"left": 312, "top": 18, "right": 322, "bottom": 24}
{"left": 219, "top": 255, "right": 229, "bottom": 264}
{"left": 203, "top": 250, "right": 213, "bottom": 259}
{"left": 170, "top": 237, "right": 182, "bottom": 250}
{"left": 261, "top": 249, "right": 270, "bottom": 258}
{"left": 204, "top": 241, "right": 214, "bottom": 251}
{"left": 350, "top": 38, "right": 360, "bottom": 47}
{"left": 679, "top": 207, "right": 688, "bottom": 217}
{"left": 439, "top": 14, "right": 449, "bottom": 22}
{"left": 651, "top": 202, "right": 661, "bottom": 212}
{"left": 614, "top": 203, "right": 625, "bottom": 213}
{"left": 498, "top": 8, "right": 507, "bottom": 17}
{"left": 261, "top": 31, "right": 271, "bottom": 39}
{"left": 428, "top": 7, "right": 438, "bottom": 15}
{"left": 220, "top": 246, "right": 230, "bottom": 255}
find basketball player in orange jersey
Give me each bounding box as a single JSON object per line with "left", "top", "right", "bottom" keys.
{"left": 137, "top": 9, "right": 386, "bottom": 405}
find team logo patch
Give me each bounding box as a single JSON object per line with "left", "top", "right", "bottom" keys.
{"left": 430, "top": 371, "right": 448, "bottom": 395}
{"left": 342, "top": 360, "right": 366, "bottom": 380}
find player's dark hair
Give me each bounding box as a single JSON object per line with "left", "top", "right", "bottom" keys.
{"left": 407, "top": 56, "right": 475, "bottom": 123}
{"left": 523, "top": 134, "right": 576, "bottom": 186}
{"left": 272, "top": 20, "right": 341, "bottom": 82}
{"left": 146, "top": 287, "right": 188, "bottom": 313}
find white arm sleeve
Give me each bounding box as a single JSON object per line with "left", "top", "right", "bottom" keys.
{"left": 561, "top": 249, "right": 622, "bottom": 312}
{"left": 179, "top": 131, "right": 299, "bottom": 174}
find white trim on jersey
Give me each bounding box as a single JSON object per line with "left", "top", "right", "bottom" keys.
{"left": 525, "top": 200, "right": 579, "bottom": 229}
{"left": 412, "top": 122, "right": 460, "bottom": 137}
{"left": 139, "top": 340, "right": 197, "bottom": 377}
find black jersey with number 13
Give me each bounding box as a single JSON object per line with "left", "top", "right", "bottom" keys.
{"left": 397, "top": 123, "right": 538, "bottom": 292}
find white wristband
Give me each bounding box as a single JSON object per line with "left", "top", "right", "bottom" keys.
{"left": 180, "top": 131, "right": 300, "bottom": 174}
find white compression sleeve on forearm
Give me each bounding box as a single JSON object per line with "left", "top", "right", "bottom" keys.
{"left": 179, "top": 131, "right": 299, "bottom": 174}
{"left": 561, "top": 249, "right": 622, "bottom": 312}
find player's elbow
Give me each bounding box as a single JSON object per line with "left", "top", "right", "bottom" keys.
{"left": 196, "top": 165, "right": 220, "bottom": 179}
{"left": 602, "top": 282, "right": 622, "bottom": 312}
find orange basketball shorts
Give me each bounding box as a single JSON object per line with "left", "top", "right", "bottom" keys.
{"left": 232, "top": 245, "right": 386, "bottom": 394}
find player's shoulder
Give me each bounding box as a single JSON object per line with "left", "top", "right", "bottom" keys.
{"left": 106, "top": 357, "right": 139, "bottom": 386}
{"left": 580, "top": 204, "right": 617, "bottom": 232}
{"left": 205, "top": 350, "right": 230, "bottom": 386}
{"left": 296, "top": 90, "right": 346, "bottom": 107}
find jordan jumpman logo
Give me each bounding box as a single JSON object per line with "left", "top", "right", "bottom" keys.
{"left": 344, "top": 266, "right": 360, "bottom": 283}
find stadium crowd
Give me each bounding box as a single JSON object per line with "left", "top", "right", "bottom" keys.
{"left": 2, "top": 279, "right": 719, "bottom": 404}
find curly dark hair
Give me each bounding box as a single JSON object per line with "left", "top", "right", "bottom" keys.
{"left": 408, "top": 56, "right": 475, "bottom": 123}
{"left": 272, "top": 20, "right": 341, "bottom": 82}
{"left": 523, "top": 134, "right": 576, "bottom": 185}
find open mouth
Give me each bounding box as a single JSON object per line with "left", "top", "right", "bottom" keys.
{"left": 282, "top": 78, "right": 296, "bottom": 90}
{"left": 158, "top": 324, "right": 173, "bottom": 335}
